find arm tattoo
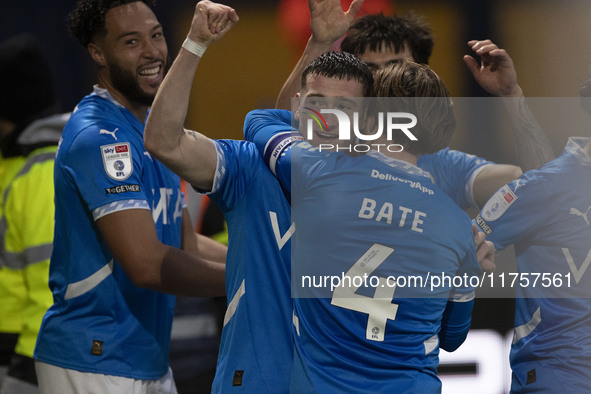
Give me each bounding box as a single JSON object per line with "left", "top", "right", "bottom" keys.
{"left": 187, "top": 130, "right": 200, "bottom": 142}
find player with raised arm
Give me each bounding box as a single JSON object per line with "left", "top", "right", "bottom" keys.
{"left": 276, "top": 0, "right": 557, "bottom": 211}
{"left": 143, "top": 2, "right": 301, "bottom": 392}
{"left": 463, "top": 39, "right": 556, "bottom": 171}
{"left": 244, "top": 56, "right": 482, "bottom": 393}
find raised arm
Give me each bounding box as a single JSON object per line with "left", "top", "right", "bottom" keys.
{"left": 276, "top": 0, "right": 363, "bottom": 109}
{"left": 464, "top": 39, "right": 556, "bottom": 171}
{"left": 144, "top": 1, "right": 238, "bottom": 191}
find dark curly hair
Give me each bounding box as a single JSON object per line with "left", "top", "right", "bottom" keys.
{"left": 67, "top": 0, "right": 156, "bottom": 47}
{"left": 301, "top": 51, "right": 373, "bottom": 97}
{"left": 340, "top": 12, "right": 434, "bottom": 65}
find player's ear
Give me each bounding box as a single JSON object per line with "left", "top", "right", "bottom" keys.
{"left": 362, "top": 105, "right": 376, "bottom": 131}
{"left": 293, "top": 93, "right": 301, "bottom": 121}
{"left": 88, "top": 42, "right": 107, "bottom": 67}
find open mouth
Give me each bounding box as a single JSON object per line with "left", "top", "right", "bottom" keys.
{"left": 138, "top": 64, "right": 162, "bottom": 80}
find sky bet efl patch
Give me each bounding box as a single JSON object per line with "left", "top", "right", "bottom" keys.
{"left": 481, "top": 185, "right": 517, "bottom": 221}
{"left": 101, "top": 143, "right": 133, "bottom": 181}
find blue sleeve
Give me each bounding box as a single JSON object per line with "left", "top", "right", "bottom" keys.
{"left": 64, "top": 121, "right": 149, "bottom": 213}
{"left": 451, "top": 220, "right": 481, "bottom": 298}
{"left": 438, "top": 299, "right": 474, "bottom": 352}
{"left": 243, "top": 109, "right": 302, "bottom": 194}
{"left": 440, "top": 221, "right": 479, "bottom": 351}
{"left": 205, "top": 139, "right": 261, "bottom": 212}
{"left": 474, "top": 170, "right": 549, "bottom": 250}
{"left": 418, "top": 149, "right": 494, "bottom": 210}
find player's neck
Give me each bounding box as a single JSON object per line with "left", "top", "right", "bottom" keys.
{"left": 97, "top": 75, "right": 150, "bottom": 123}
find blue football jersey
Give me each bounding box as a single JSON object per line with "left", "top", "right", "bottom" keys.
{"left": 204, "top": 140, "right": 293, "bottom": 393}
{"left": 244, "top": 109, "right": 481, "bottom": 393}
{"left": 244, "top": 109, "right": 493, "bottom": 210}
{"left": 34, "top": 88, "right": 182, "bottom": 379}
{"left": 475, "top": 137, "right": 591, "bottom": 393}
{"left": 418, "top": 149, "right": 493, "bottom": 210}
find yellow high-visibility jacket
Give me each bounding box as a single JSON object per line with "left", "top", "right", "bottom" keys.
{"left": 0, "top": 155, "right": 27, "bottom": 336}
{"left": 0, "top": 113, "right": 66, "bottom": 358}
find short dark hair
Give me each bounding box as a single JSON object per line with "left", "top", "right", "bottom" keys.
{"left": 371, "top": 59, "right": 454, "bottom": 155}
{"left": 340, "top": 12, "right": 434, "bottom": 65}
{"left": 301, "top": 51, "right": 374, "bottom": 97}
{"left": 67, "top": 0, "right": 155, "bottom": 47}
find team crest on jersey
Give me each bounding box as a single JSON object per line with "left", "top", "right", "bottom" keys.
{"left": 481, "top": 185, "right": 517, "bottom": 221}
{"left": 101, "top": 143, "right": 133, "bottom": 180}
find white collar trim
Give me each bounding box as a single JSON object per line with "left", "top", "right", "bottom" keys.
{"left": 91, "top": 85, "right": 126, "bottom": 109}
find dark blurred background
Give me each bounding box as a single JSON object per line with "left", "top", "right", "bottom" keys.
{"left": 3, "top": 1, "right": 590, "bottom": 392}
{"left": 3, "top": 0, "right": 591, "bottom": 149}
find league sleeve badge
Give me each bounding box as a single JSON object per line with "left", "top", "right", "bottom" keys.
{"left": 481, "top": 185, "right": 517, "bottom": 221}
{"left": 101, "top": 143, "right": 133, "bottom": 181}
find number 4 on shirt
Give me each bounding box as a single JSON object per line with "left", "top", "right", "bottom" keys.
{"left": 331, "top": 244, "right": 398, "bottom": 342}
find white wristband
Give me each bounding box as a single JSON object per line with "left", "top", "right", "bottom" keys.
{"left": 182, "top": 37, "right": 207, "bottom": 57}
